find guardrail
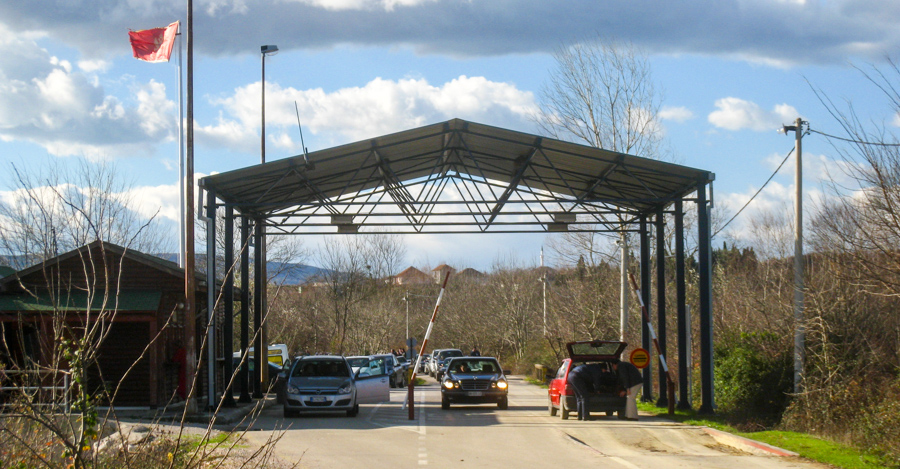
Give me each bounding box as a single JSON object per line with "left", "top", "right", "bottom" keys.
{"left": 0, "top": 369, "right": 71, "bottom": 411}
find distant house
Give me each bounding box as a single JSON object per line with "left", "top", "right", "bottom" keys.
{"left": 0, "top": 241, "right": 222, "bottom": 408}
{"left": 456, "top": 267, "right": 487, "bottom": 283}
{"left": 394, "top": 267, "right": 432, "bottom": 286}
{"left": 431, "top": 264, "right": 456, "bottom": 283}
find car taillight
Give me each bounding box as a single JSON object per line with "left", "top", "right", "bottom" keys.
{"left": 562, "top": 384, "right": 575, "bottom": 396}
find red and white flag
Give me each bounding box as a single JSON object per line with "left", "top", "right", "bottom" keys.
{"left": 129, "top": 21, "right": 179, "bottom": 63}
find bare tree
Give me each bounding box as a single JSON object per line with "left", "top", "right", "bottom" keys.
{"left": 534, "top": 36, "right": 664, "bottom": 157}
{"left": 0, "top": 158, "right": 169, "bottom": 267}
{"left": 534, "top": 37, "right": 667, "bottom": 331}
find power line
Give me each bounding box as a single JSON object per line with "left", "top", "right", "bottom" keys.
{"left": 713, "top": 144, "right": 795, "bottom": 237}
{"left": 808, "top": 128, "right": 900, "bottom": 147}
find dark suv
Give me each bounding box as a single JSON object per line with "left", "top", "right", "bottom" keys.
{"left": 440, "top": 357, "right": 508, "bottom": 409}
{"left": 547, "top": 340, "right": 627, "bottom": 420}
{"left": 433, "top": 348, "right": 463, "bottom": 381}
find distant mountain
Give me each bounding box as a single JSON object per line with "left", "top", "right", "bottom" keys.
{"left": 4, "top": 252, "right": 331, "bottom": 286}
{"left": 142, "top": 254, "right": 333, "bottom": 286}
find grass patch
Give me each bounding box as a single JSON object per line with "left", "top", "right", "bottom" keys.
{"left": 635, "top": 402, "right": 890, "bottom": 469}
{"left": 736, "top": 431, "right": 885, "bottom": 469}
{"left": 525, "top": 377, "right": 549, "bottom": 388}
{"left": 182, "top": 431, "right": 232, "bottom": 450}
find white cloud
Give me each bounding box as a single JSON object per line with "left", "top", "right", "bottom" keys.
{"left": 0, "top": 31, "right": 176, "bottom": 159}
{"left": 708, "top": 97, "right": 799, "bottom": 132}
{"left": 659, "top": 106, "right": 693, "bottom": 123}
{"left": 203, "top": 75, "right": 537, "bottom": 152}
{"left": 78, "top": 59, "right": 110, "bottom": 73}
{"left": 284, "top": 0, "right": 436, "bottom": 11}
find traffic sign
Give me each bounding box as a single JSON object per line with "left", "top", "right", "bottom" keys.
{"left": 630, "top": 348, "right": 650, "bottom": 369}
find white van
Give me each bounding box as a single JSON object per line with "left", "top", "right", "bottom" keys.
{"left": 234, "top": 344, "right": 290, "bottom": 366}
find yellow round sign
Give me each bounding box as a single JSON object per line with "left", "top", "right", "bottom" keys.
{"left": 630, "top": 348, "right": 650, "bottom": 369}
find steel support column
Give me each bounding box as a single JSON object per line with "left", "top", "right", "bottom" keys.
{"left": 640, "top": 215, "right": 653, "bottom": 402}
{"left": 222, "top": 205, "right": 236, "bottom": 407}
{"left": 655, "top": 209, "right": 668, "bottom": 408}
{"left": 697, "top": 183, "right": 715, "bottom": 414}
{"left": 205, "top": 189, "right": 217, "bottom": 410}
{"left": 252, "top": 217, "right": 264, "bottom": 399}
{"left": 675, "top": 199, "right": 691, "bottom": 409}
{"left": 239, "top": 215, "right": 252, "bottom": 403}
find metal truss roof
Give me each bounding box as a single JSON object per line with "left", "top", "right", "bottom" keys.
{"left": 199, "top": 119, "right": 714, "bottom": 235}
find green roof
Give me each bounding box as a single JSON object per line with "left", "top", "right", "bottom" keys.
{"left": 0, "top": 290, "right": 162, "bottom": 312}
{"left": 0, "top": 266, "right": 15, "bottom": 278}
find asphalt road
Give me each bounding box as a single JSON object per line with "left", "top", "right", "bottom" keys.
{"left": 239, "top": 375, "right": 827, "bottom": 469}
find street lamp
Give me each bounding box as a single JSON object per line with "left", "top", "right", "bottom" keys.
{"left": 260, "top": 44, "right": 278, "bottom": 164}
{"left": 254, "top": 44, "right": 277, "bottom": 396}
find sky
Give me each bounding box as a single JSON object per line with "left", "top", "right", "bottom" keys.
{"left": 1, "top": 0, "right": 899, "bottom": 271}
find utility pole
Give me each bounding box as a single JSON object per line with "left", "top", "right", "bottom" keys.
{"left": 541, "top": 247, "right": 547, "bottom": 336}
{"left": 619, "top": 231, "right": 629, "bottom": 342}
{"left": 782, "top": 117, "right": 806, "bottom": 393}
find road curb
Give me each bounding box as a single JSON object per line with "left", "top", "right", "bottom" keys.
{"left": 702, "top": 427, "right": 799, "bottom": 457}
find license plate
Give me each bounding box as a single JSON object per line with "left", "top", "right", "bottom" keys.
{"left": 467, "top": 391, "right": 483, "bottom": 397}
{"left": 310, "top": 396, "right": 327, "bottom": 403}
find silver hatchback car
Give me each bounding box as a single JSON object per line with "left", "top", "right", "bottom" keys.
{"left": 283, "top": 355, "right": 390, "bottom": 417}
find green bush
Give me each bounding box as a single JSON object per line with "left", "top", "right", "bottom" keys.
{"left": 714, "top": 332, "right": 793, "bottom": 428}
{"left": 852, "top": 379, "right": 900, "bottom": 466}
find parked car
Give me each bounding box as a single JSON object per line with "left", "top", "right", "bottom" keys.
{"left": 440, "top": 357, "right": 508, "bottom": 409}
{"left": 346, "top": 356, "right": 369, "bottom": 375}
{"left": 231, "top": 356, "right": 283, "bottom": 387}
{"left": 547, "top": 340, "right": 628, "bottom": 420}
{"left": 282, "top": 355, "right": 390, "bottom": 418}
{"left": 433, "top": 349, "right": 464, "bottom": 381}
{"left": 417, "top": 355, "right": 431, "bottom": 373}
{"left": 371, "top": 353, "right": 407, "bottom": 388}
{"left": 428, "top": 350, "right": 442, "bottom": 377}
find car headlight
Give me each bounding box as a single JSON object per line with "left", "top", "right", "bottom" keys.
{"left": 443, "top": 380, "right": 457, "bottom": 389}
{"left": 338, "top": 383, "right": 353, "bottom": 394}
{"left": 495, "top": 380, "right": 508, "bottom": 390}
{"left": 287, "top": 385, "right": 299, "bottom": 394}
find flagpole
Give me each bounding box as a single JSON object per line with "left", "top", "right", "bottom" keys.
{"left": 177, "top": 23, "right": 185, "bottom": 269}
{"left": 184, "top": 0, "right": 197, "bottom": 415}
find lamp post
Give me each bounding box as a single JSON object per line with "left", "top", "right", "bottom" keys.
{"left": 255, "top": 44, "right": 277, "bottom": 394}
{"left": 260, "top": 45, "right": 278, "bottom": 164}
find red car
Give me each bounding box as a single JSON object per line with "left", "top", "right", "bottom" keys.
{"left": 548, "top": 340, "right": 628, "bottom": 420}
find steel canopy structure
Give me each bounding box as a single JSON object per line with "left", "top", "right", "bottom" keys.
{"left": 198, "top": 118, "right": 716, "bottom": 413}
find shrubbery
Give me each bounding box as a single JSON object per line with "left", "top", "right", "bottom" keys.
{"left": 713, "top": 331, "right": 793, "bottom": 429}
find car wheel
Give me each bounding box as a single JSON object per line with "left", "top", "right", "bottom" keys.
{"left": 347, "top": 403, "right": 359, "bottom": 417}
{"left": 606, "top": 411, "right": 614, "bottom": 417}
{"left": 617, "top": 409, "right": 624, "bottom": 419}
{"left": 548, "top": 396, "right": 558, "bottom": 416}
{"left": 560, "top": 399, "right": 570, "bottom": 420}
{"left": 441, "top": 397, "right": 450, "bottom": 410}
{"left": 389, "top": 376, "right": 396, "bottom": 388}
{"left": 498, "top": 397, "right": 508, "bottom": 410}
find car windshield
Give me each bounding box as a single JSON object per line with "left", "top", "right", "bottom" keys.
{"left": 439, "top": 350, "right": 462, "bottom": 359}
{"left": 346, "top": 357, "right": 368, "bottom": 368}
{"left": 292, "top": 360, "right": 349, "bottom": 378}
{"left": 570, "top": 342, "right": 624, "bottom": 357}
{"left": 448, "top": 359, "right": 499, "bottom": 374}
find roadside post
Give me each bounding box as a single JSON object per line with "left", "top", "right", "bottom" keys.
{"left": 405, "top": 272, "right": 451, "bottom": 420}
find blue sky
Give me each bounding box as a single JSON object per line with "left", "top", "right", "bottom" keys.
{"left": 1, "top": 0, "right": 898, "bottom": 271}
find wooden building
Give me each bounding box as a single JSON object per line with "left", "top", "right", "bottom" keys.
{"left": 0, "top": 241, "right": 222, "bottom": 408}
